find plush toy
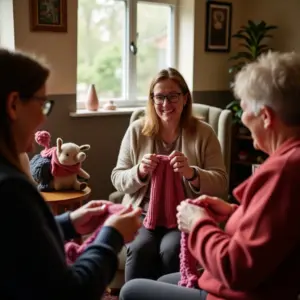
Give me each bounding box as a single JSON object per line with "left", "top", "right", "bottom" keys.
{"left": 32, "top": 131, "right": 90, "bottom": 191}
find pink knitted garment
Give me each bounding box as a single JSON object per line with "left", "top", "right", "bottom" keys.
{"left": 64, "top": 203, "right": 125, "bottom": 265}
{"left": 143, "top": 155, "right": 184, "bottom": 229}
{"left": 143, "top": 155, "right": 200, "bottom": 288}
{"left": 35, "top": 130, "right": 81, "bottom": 177}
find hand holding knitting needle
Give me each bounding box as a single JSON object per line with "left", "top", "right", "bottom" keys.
{"left": 70, "top": 200, "right": 112, "bottom": 235}
{"left": 176, "top": 201, "right": 209, "bottom": 233}
{"left": 104, "top": 205, "right": 142, "bottom": 243}
{"left": 138, "top": 153, "right": 159, "bottom": 179}
{"left": 169, "top": 151, "right": 194, "bottom": 179}
{"left": 191, "top": 195, "right": 237, "bottom": 223}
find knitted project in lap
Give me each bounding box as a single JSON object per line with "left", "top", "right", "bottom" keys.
{"left": 142, "top": 155, "right": 200, "bottom": 288}
{"left": 143, "top": 155, "right": 185, "bottom": 229}
{"left": 64, "top": 203, "right": 125, "bottom": 264}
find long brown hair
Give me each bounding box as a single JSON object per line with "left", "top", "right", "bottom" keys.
{"left": 142, "top": 67, "right": 197, "bottom": 136}
{"left": 0, "top": 48, "right": 49, "bottom": 171}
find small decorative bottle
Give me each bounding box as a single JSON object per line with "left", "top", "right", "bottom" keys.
{"left": 85, "top": 84, "right": 99, "bottom": 111}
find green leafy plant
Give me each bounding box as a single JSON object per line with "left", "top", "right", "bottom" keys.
{"left": 226, "top": 20, "right": 278, "bottom": 124}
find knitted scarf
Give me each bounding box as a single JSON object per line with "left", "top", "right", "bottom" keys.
{"left": 40, "top": 147, "right": 81, "bottom": 177}
{"left": 143, "top": 155, "right": 200, "bottom": 288}
{"left": 64, "top": 203, "right": 125, "bottom": 264}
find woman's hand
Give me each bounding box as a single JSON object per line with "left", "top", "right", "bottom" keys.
{"left": 192, "top": 195, "right": 235, "bottom": 222}
{"left": 70, "top": 200, "right": 111, "bottom": 235}
{"left": 104, "top": 205, "right": 142, "bottom": 243}
{"left": 169, "top": 151, "right": 194, "bottom": 179}
{"left": 138, "top": 153, "right": 159, "bottom": 179}
{"left": 176, "top": 200, "right": 209, "bottom": 233}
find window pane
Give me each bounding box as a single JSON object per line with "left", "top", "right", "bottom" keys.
{"left": 137, "top": 3, "right": 172, "bottom": 99}
{"left": 77, "top": 0, "right": 125, "bottom": 103}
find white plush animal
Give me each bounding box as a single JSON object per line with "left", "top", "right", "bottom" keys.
{"left": 52, "top": 138, "right": 90, "bottom": 191}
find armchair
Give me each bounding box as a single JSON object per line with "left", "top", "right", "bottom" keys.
{"left": 108, "top": 103, "right": 232, "bottom": 290}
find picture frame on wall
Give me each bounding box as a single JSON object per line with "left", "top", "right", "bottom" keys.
{"left": 205, "top": 1, "right": 232, "bottom": 52}
{"left": 29, "top": 0, "right": 67, "bottom": 33}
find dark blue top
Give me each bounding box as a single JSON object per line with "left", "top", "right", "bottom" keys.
{"left": 0, "top": 156, "right": 124, "bottom": 300}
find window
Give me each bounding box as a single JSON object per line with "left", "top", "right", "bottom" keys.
{"left": 77, "top": 0, "right": 177, "bottom": 109}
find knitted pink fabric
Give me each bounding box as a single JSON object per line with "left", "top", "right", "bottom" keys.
{"left": 35, "top": 130, "right": 81, "bottom": 177}
{"left": 178, "top": 199, "right": 201, "bottom": 288}
{"left": 64, "top": 203, "right": 125, "bottom": 265}
{"left": 143, "top": 155, "right": 200, "bottom": 288}
{"left": 143, "top": 155, "right": 184, "bottom": 229}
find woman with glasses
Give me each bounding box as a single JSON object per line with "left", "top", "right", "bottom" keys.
{"left": 0, "top": 48, "right": 142, "bottom": 300}
{"left": 111, "top": 67, "right": 228, "bottom": 282}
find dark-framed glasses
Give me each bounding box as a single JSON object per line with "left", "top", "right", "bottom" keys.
{"left": 31, "top": 96, "right": 54, "bottom": 116}
{"left": 152, "top": 92, "right": 182, "bottom": 105}
{"left": 42, "top": 99, "right": 54, "bottom": 116}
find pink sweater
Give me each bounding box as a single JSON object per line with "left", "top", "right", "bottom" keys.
{"left": 189, "top": 138, "right": 300, "bottom": 300}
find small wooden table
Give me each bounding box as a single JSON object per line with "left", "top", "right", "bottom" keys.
{"left": 41, "top": 187, "right": 92, "bottom": 215}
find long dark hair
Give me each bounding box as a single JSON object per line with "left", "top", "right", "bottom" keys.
{"left": 0, "top": 48, "right": 50, "bottom": 170}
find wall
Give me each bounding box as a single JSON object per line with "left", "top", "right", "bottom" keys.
{"left": 10, "top": 0, "right": 300, "bottom": 199}
{"left": 242, "top": 0, "right": 300, "bottom": 52}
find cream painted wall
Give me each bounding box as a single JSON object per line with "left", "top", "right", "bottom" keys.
{"left": 13, "top": 0, "right": 77, "bottom": 95}
{"left": 243, "top": 0, "right": 300, "bottom": 52}
{"left": 193, "top": 0, "right": 245, "bottom": 91}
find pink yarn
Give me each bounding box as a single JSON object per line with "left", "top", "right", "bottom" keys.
{"left": 65, "top": 203, "right": 125, "bottom": 264}
{"left": 143, "top": 155, "right": 184, "bottom": 229}
{"left": 178, "top": 199, "right": 202, "bottom": 288}
{"left": 35, "top": 131, "right": 55, "bottom": 157}
{"left": 35, "top": 130, "right": 81, "bottom": 177}
{"left": 143, "top": 155, "right": 200, "bottom": 288}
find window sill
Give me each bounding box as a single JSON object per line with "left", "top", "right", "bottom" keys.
{"left": 70, "top": 107, "right": 142, "bottom": 118}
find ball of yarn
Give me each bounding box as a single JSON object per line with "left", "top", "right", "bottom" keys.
{"left": 35, "top": 131, "right": 51, "bottom": 149}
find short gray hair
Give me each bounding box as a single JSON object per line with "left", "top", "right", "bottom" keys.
{"left": 233, "top": 51, "right": 300, "bottom": 126}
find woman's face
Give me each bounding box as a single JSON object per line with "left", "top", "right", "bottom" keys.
{"left": 7, "top": 85, "right": 47, "bottom": 153}
{"left": 241, "top": 100, "right": 267, "bottom": 151}
{"left": 152, "top": 79, "right": 187, "bottom": 126}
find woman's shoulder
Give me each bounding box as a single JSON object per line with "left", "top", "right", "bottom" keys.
{"left": 126, "top": 118, "right": 149, "bottom": 141}
{"left": 0, "top": 157, "right": 40, "bottom": 201}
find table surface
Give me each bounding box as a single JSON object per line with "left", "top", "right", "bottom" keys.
{"left": 41, "top": 187, "right": 91, "bottom": 203}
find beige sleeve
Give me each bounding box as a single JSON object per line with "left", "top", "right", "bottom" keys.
{"left": 111, "top": 126, "right": 149, "bottom": 194}
{"left": 186, "top": 130, "right": 228, "bottom": 199}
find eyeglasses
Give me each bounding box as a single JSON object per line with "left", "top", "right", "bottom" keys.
{"left": 42, "top": 99, "right": 54, "bottom": 116}
{"left": 31, "top": 96, "right": 54, "bottom": 116}
{"left": 152, "top": 92, "right": 182, "bottom": 105}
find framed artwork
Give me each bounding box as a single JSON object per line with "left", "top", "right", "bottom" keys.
{"left": 29, "top": 0, "right": 67, "bottom": 32}
{"left": 205, "top": 1, "right": 232, "bottom": 52}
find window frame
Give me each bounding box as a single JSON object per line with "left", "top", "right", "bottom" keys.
{"left": 77, "top": 0, "right": 178, "bottom": 109}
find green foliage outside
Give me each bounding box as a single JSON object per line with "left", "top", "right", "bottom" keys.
{"left": 77, "top": 0, "right": 171, "bottom": 99}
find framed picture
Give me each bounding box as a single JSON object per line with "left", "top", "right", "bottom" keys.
{"left": 205, "top": 1, "right": 232, "bottom": 52}
{"left": 29, "top": 0, "right": 67, "bottom": 32}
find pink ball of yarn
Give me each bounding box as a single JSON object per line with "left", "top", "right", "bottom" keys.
{"left": 35, "top": 131, "right": 51, "bottom": 148}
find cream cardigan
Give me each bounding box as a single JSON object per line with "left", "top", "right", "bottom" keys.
{"left": 111, "top": 119, "right": 228, "bottom": 208}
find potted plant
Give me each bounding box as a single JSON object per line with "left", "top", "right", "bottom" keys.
{"left": 226, "top": 20, "right": 278, "bottom": 127}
